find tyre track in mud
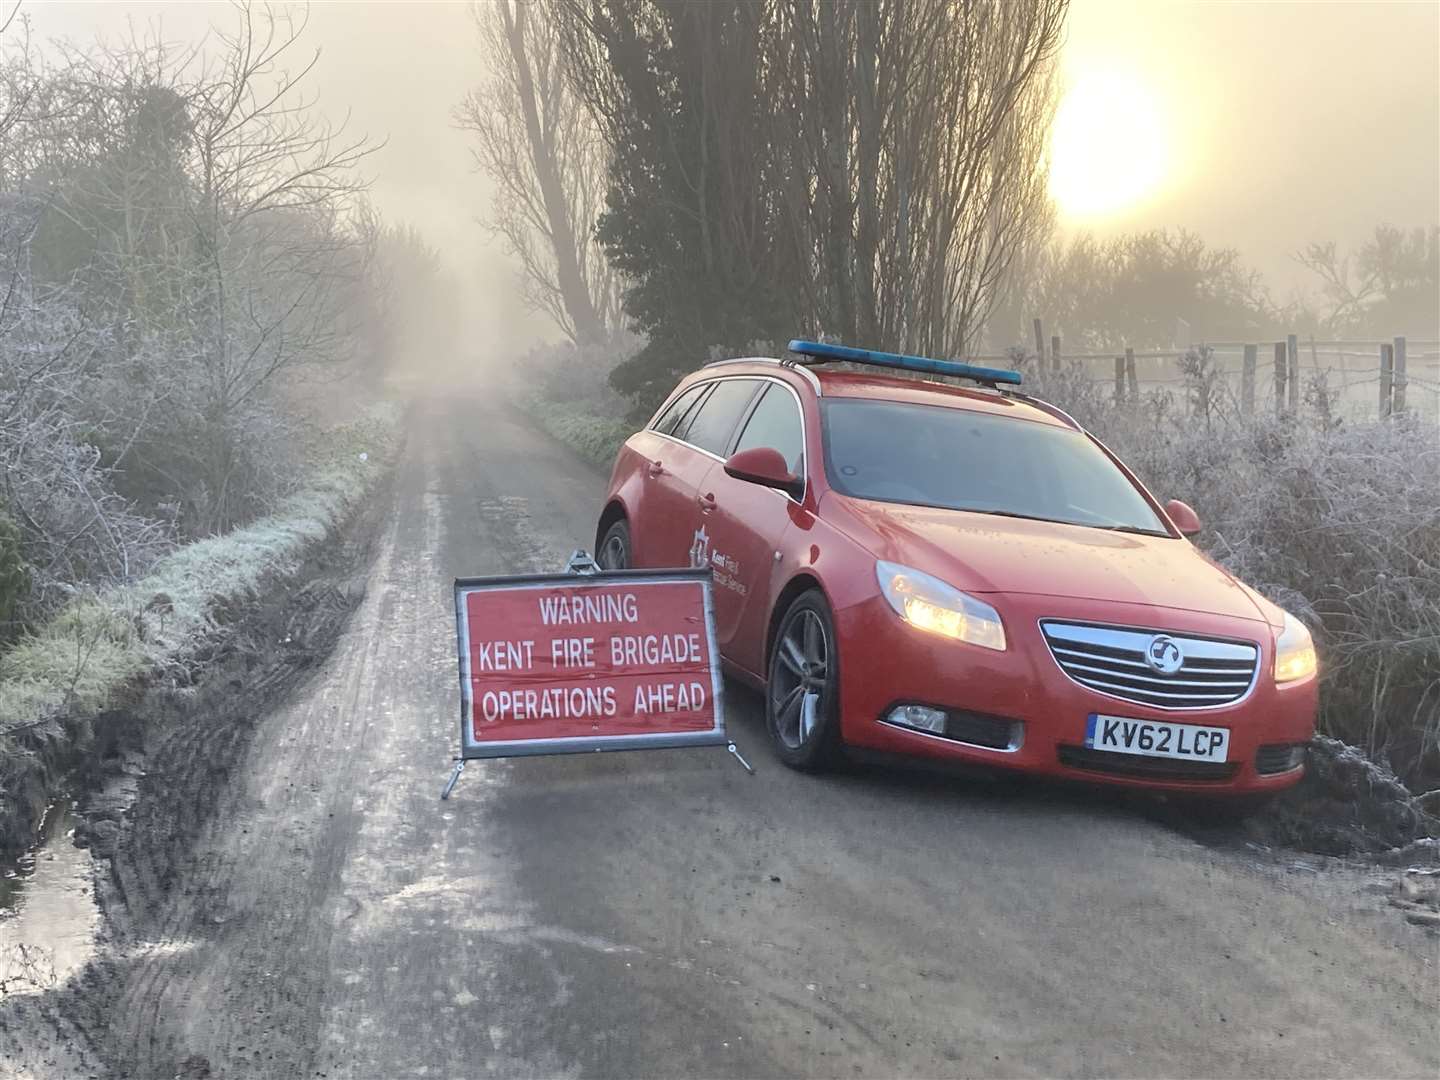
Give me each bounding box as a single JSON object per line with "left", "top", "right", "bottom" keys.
{"left": 0, "top": 428, "right": 392, "bottom": 1077}
{"left": 47, "top": 485, "right": 391, "bottom": 1078}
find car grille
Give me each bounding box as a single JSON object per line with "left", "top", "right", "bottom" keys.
{"left": 1040, "top": 621, "right": 1258, "bottom": 710}
{"left": 1058, "top": 745, "right": 1238, "bottom": 782}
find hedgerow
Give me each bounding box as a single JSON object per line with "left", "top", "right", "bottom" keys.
{"left": 0, "top": 406, "right": 397, "bottom": 733}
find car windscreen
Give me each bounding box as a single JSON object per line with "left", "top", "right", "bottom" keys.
{"left": 821, "top": 399, "right": 1170, "bottom": 535}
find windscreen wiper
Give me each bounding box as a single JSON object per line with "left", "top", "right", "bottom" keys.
{"left": 956, "top": 509, "right": 1169, "bottom": 538}
{"left": 1087, "top": 523, "right": 1170, "bottom": 537}
{"left": 966, "top": 508, "right": 1167, "bottom": 536}
{"left": 961, "top": 508, "right": 1053, "bottom": 524}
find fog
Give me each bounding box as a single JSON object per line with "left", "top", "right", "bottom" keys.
{"left": 24, "top": 0, "right": 1438, "bottom": 341}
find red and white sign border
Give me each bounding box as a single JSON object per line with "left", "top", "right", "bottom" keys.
{"left": 452, "top": 567, "right": 727, "bottom": 761}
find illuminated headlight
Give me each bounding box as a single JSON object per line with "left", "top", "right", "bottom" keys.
{"left": 875, "top": 561, "right": 1006, "bottom": 651}
{"left": 1273, "top": 611, "right": 1318, "bottom": 684}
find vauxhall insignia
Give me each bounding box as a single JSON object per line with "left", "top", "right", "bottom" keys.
{"left": 1145, "top": 635, "right": 1185, "bottom": 675}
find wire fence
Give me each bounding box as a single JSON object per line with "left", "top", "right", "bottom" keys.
{"left": 979, "top": 330, "right": 1440, "bottom": 424}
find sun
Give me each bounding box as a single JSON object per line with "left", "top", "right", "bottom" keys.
{"left": 1049, "top": 70, "right": 1169, "bottom": 219}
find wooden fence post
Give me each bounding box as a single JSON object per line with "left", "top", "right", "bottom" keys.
{"left": 1274, "top": 342, "right": 1287, "bottom": 414}
{"left": 1124, "top": 347, "right": 1138, "bottom": 401}
{"left": 1033, "top": 319, "right": 1045, "bottom": 365}
{"left": 1393, "top": 336, "right": 1407, "bottom": 413}
{"left": 1241, "top": 344, "right": 1256, "bottom": 415}
{"left": 1286, "top": 333, "right": 1299, "bottom": 411}
{"left": 1380, "top": 343, "right": 1394, "bottom": 417}
{"left": 1114, "top": 356, "right": 1125, "bottom": 405}
{"left": 1051, "top": 335, "right": 1061, "bottom": 374}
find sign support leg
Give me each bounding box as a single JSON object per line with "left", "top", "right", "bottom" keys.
{"left": 727, "top": 741, "right": 754, "bottom": 774}
{"left": 440, "top": 757, "right": 466, "bottom": 800}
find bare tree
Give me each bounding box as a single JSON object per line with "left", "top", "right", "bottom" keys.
{"left": 731, "top": 0, "right": 1066, "bottom": 355}
{"left": 1298, "top": 225, "right": 1440, "bottom": 338}
{"left": 458, "top": 0, "right": 619, "bottom": 345}
{"left": 175, "top": 6, "right": 375, "bottom": 529}
{"left": 2, "top": 4, "right": 380, "bottom": 534}
{"left": 896, "top": 0, "right": 1064, "bottom": 356}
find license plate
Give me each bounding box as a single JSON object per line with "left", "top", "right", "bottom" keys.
{"left": 1085, "top": 713, "right": 1230, "bottom": 762}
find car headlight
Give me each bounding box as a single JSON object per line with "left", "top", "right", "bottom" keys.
{"left": 1274, "top": 610, "right": 1318, "bottom": 684}
{"left": 875, "top": 561, "right": 1006, "bottom": 651}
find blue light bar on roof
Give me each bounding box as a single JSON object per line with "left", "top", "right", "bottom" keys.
{"left": 787, "top": 339, "right": 1023, "bottom": 386}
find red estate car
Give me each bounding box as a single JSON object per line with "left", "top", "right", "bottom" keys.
{"left": 594, "top": 341, "right": 1318, "bottom": 796}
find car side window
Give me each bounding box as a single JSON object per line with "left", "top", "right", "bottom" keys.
{"left": 734, "top": 383, "right": 804, "bottom": 478}
{"left": 670, "top": 384, "right": 716, "bottom": 443}
{"left": 652, "top": 384, "right": 708, "bottom": 437}
{"left": 683, "top": 379, "right": 760, "bottom": 457}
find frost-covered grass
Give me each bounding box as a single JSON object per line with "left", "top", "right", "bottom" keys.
{"left": 514, "top": 334, "right": 640, "bottom": 469}
{"left": 517, "top": 392, "right": 634, "bottom": 469}
{"left": 0, "top": 405, "right": 398, "bottom": 732}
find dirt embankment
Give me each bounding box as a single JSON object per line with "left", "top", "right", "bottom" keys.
{"left": 1, "top": 719, "right": 95, "bottom": 863}
{"left": 0, "top": 460, "right": 393, "bottom": 1077}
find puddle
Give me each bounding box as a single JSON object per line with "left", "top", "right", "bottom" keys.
{"left": 0, "top": 801, "right": 98, "bottom": 995}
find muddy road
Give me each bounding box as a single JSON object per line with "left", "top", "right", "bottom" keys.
{"left": 23, "top": 390, "right": 1437, "bottom": 1078}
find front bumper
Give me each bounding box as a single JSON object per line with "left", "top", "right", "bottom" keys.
{"left": 833, "top": 592, "right": 1318, "bottom": 795}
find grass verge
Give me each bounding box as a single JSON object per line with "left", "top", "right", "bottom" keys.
{"left": 0, "top": 404, "right": 398, "bottom": 855}
{"left": 515, "top": 390, "right": 633, "bottom": 470}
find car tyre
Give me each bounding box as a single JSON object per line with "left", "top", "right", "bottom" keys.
{"left": 766, "top": 589, "right": 842, "bottom": 771}
{"left": 597, "top": 518, "right": 631, "bottom": 570}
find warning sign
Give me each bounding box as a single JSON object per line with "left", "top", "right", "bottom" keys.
{"left": 453, "top": 568, "right": 725, "bottom": 759}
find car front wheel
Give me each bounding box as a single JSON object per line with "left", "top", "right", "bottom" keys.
{"left": 766, "top": 589, "right": 842, "bottom": 770}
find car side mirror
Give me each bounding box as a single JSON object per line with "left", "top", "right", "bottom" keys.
{"left": 724, "top": 447, "right": 801, "bottom": 499}
{"left": 1165, "top": 499, "right": 1202, "bottom": 537}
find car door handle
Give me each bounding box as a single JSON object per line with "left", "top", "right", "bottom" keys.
{"left": 646, "top": 460, "right": 665, "bottom": 478}
{"left": 697, "top": 492, "right": 716, "bottom": 512}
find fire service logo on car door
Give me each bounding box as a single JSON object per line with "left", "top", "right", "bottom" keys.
{"left": 690, "top": 526, "right": 747, "bottom": 597}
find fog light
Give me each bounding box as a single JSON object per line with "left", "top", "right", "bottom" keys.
{"left": 888, "top": 704, "right": 947, "bottom": 735}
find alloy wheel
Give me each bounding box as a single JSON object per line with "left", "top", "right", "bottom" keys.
{"left": 769, "top": 608, "right": 830, "bottom": 750}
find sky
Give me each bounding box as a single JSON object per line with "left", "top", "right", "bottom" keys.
{"left": 1055, "top": 0, "right": 1440, "bottom": 299}
{"left": 13, "top": 0, "right": 1440, "bottom": 346}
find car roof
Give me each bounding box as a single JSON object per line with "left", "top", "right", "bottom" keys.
{"left": 696, "top": 357, "right": 1078, "bottom": 430}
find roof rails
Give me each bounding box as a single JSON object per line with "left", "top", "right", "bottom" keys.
{"left": 702, "top": 354, "right": 822, "bottom": 393}
{"left": 786, "top": 339, "right": 1023, "bottom": 387}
